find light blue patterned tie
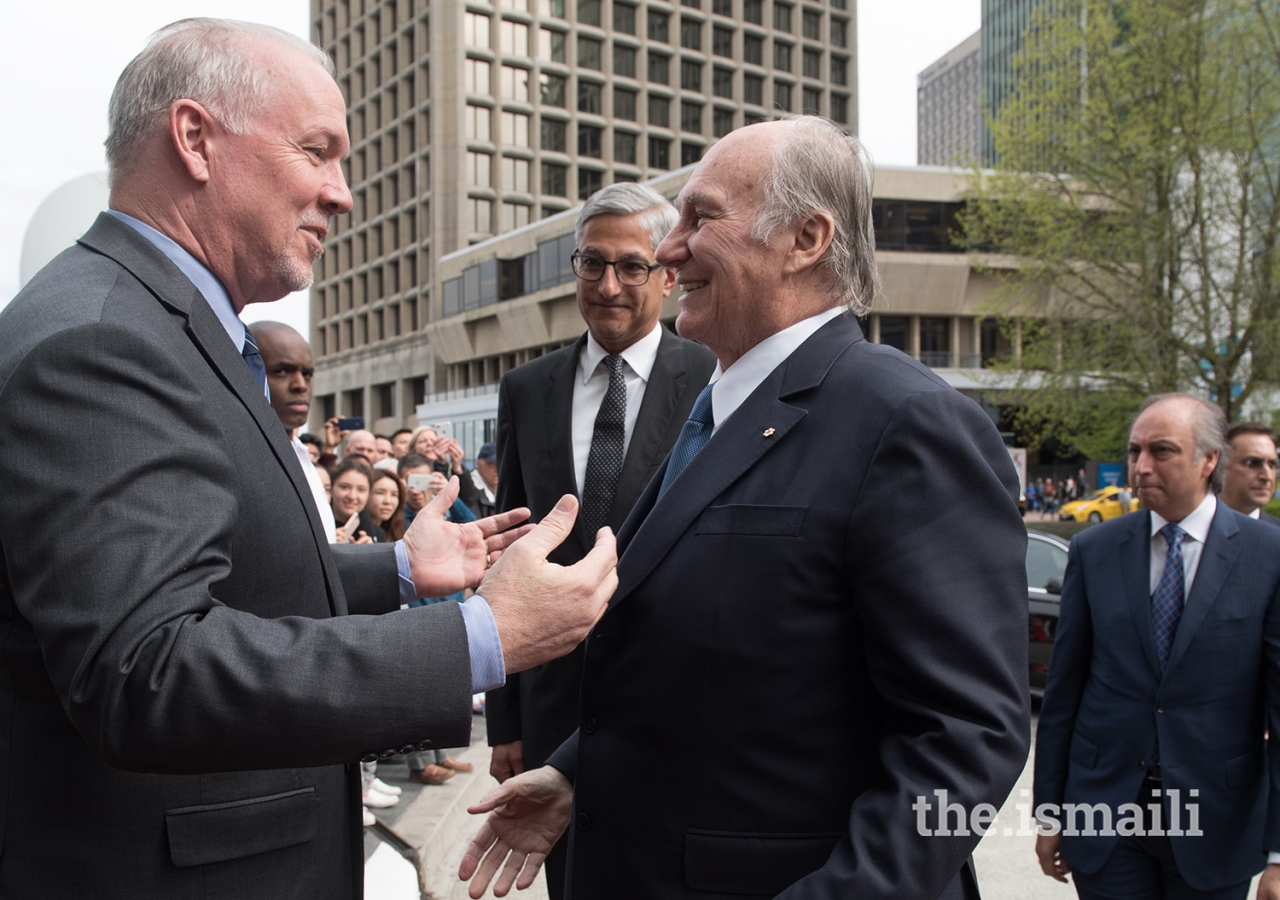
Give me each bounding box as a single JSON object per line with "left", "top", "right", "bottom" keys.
{"left": 1152, "top": 523, "right": 1186, "bottom": 674}
{"left": 657, "top": 383, "right": 715, "bottom": 497}
{"left": 242, "top": 330, "right": 267, "bottom": 393}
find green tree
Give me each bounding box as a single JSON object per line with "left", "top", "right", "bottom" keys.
{"left": 965, "top": 0, "right": 1280, "bottom": 454}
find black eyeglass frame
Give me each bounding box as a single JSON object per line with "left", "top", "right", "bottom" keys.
{"left": 571, "top": 252, "right": 664, "bottom": 286}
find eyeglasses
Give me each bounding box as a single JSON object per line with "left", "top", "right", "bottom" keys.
{"left": 571, "top": 252, "right": 663, "bottom": 286}
{"left": 1238, "top": 456, "right": 1279, "bottom": 471}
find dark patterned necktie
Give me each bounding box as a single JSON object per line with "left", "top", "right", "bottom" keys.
{"left": 242, "top": 330, "right": 267, "bottom": 393}
{"left": 581, "top": 354, "right": 627, "bottom": 536}
{"left": 657, "top": 383, "right": 715, "bottom": 498}
{"left": 1152, "top": 523, "right": 1186, "bottom": 674}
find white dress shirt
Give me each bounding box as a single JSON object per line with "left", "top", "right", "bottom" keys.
{"left": 1148, "top": 492, "right": 1217, "bottom": 597}
{"left": 572, "top": 323, "right": 664, "bottom": 496}
{"left": 292, "top": 436, "right": 337, "bottom": 543}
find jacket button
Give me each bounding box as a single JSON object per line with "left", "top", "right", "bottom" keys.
{"left": 1156, "top": 704, "right": 1166, "bottom": 713}
{"left": 398, "top": 744, "right": 417, "bottom": 755}
{"left": 577, "top": 813, "right": 591, "bottom": 831}
{"left": 417, "top": 740, "right": 434, "bottom": 751}
{"left": 379, "top": 748, "right": 397, "bottom": 760}
{"left": 583, "top": 716, "right": 597, "bottom": 734}
{"left": 360, "top": 753, "right": 380, "bottom": 764}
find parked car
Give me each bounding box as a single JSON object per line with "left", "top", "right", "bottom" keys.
{"left": 1058, "top": 485, "right": 1134, "bottom": 523}
{"left": 1027, "top": 529, "right": 1070, "bottom": 698}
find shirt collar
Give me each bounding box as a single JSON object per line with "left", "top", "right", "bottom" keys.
{"left": 106, "top": 209, "right": 245, "bottom": 352}
{"left": 1150, "top": 491, "right": 1217, "bottom": 544}
{"left": 579, "top": 322, "right": 663, "bottom": 385}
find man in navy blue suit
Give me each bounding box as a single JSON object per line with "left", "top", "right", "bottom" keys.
{"left": 1035, "top": 393, "right": 1280, "bottom": 899}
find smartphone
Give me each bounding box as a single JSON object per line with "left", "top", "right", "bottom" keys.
{"left": 407, "top": 474, "right": 434, "bottom": 491}
{"left": 336, "top": 416, "right": 365, "bottom": 432}
{"left": 432, "top": 422, "right": 453, "bottom": 440}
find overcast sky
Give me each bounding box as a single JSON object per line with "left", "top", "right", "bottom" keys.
{"left": 0, "top": 0, "right": 980, "bottom": 330}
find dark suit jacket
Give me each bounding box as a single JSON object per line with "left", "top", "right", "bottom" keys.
{"left": 547, "top": 314, "right": 1030, "bottom": 899}
{"left": 0, "top": 214, "right": 474, "bottom": 899}
{"left": 1261, "top": 509, "right": 1280, "bottom": 528}
{"left": 486, "top": 328, "right": 716, "bottom": 768}
{"left": 1034, "top": 505, "right": 1280, "bottom": 890}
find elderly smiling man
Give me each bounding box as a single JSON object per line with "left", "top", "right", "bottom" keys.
{"left": 461, "top": 115, "right": 1030, "bottom": 900}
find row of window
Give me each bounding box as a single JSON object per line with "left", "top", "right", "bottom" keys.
{"left": 464, "top": 0, "right": 848, "bottom": 35}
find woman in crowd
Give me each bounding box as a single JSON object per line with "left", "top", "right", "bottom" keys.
{"left": 366, "top": 468, "right": 407, "bottom": 541}
{"left": 329, "top": 457, "right": 384, "bottom": 544}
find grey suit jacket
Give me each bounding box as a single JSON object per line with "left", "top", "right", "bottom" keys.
{"left": 0, "top": 214, "right": 472, "bottom": 898}
{"left": 485, "top": 328, "right": 716, "bottom": 768}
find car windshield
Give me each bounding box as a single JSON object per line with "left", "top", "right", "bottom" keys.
{"left": 1084, "top": 489, "right": 1111, "bottom": 501}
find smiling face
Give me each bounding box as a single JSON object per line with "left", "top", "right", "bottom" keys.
{"left": 331, "top": 468, "right": 370, "bottom": 520}
{"left": 366, "top": 473, "right": 402, "bottom": 524}
{"left": 575, "top": 212, "right": 675, "bottom": 354}
{"left": 1128, "top": 397, "right": 1219, "bottom": 521}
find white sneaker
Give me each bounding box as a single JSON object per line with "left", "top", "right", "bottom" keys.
{"left": 370, "top": 777, "right": 402, "bottom": 796}
{"left": 363, "top": 787, "right": 400, "bottom": 808}
{"left": 362, "top": 807, "right": 376, "bottom": 827}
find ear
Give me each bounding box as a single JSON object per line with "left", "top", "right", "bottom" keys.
{"left": 659, "top": 261, "right": 677, "bottom": 298}
{"left": 782, "top": 211, "right": 836, "bottom": 277}
{"left": 169, "top": 99, "right": 216, "bottom": 183}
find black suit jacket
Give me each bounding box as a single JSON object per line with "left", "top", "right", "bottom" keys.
{"left": 1261, "top": 510, "right": 1280, "bottom": 528}
{"left": 485, "top": 328, "right": 715, "bottom": 768}
{"left": 548, "top": 314, "right": 1030, "bottom": 899}
{"left": 0, "top": 215, "right": 473, "bottom": 898}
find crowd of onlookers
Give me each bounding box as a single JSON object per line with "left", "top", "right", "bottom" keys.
{"left": 1024, "top": 467, "right": 1091, "bottom": 516}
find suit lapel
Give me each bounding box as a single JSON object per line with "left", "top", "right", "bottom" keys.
{"left": 1165, "top": 504, "right": 1240, "bottom": 675}
{"left": 610, "top": 315, "right": 858, "bottom": 606}
{"left": 1119, "top": 512, "right": 1161, "bottom": 678}
{"left": 546, "top": 335, "right": 588, "bottom": 554}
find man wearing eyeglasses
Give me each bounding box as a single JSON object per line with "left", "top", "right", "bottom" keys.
{"left": 484, "top": 181, "right": 716, "bottom": 899}
{"left": 1220, "top": 422, "right": 1280, "bottom": 525}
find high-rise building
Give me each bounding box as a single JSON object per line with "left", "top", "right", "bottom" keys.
{"left": 307, "top": 0, "right": 859, "bottom": 435}
{"left": 917, "top": 29, "right": 980, "bottom": 167}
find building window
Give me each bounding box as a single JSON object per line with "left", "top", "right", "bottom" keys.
{"left": 465, "top": 58, "right": 491, "bottom": 93}
{"left": 802, "top": 86, "right": 821, "bottom": 114}
{"left": 614, "top": 44, "right": 637, "bottom": 77}
{"left": 648, "top": 137, "right": 670, "bottom": 169}
{"left": 578, "top": 80, "right": 603, "bottom": 113}
{"left": 774, "top": 81, "right": 791, "bottom": 111}
{"left": 712, "top": 0, "right": 732, "bottom": 14}
{"left": 578, "top": 36, "right": 602, "bottom": 69}
{"left": 712, "top": 107, "right": 734, "bottom": 137}
{"left": 680, "top": 18, "right": 701, "bottom": 50}
{"left": 465, "top": 104, "right": 492, "bottom": 140}
{"left": 830, "top": 93, "right": 848, "bottom": 124}
{"left": 539, "top": 28, "right": 567, "bottom": 62}
{"left": 539, "top": 0, "right": 566, "bottom": 17}
{"left": 680, "top": 101, "right": 702, "bottom": 133}
{"left": 502, "top": 110, "right": 530, "bottom": 146}
{"left": 578, "top": 168, "right": 603, "bottom": 199}
{"left": 541, "top": 117, "right": 567, "bottom": 151}
{"left": 542, "top": 162, "right": 568, "bottom": 195}
{"left": 647, "top": 10, "right": 669, "bottom": 42}
{"left": 614, "top": 86, "right": 637, "bottom": 119}
{"left": 744, "top": 34, "right": 763, "bottom": 65}
{"left": 831, "top": 55, "right": 847, "bottom": 85}
{"left": 681, "top": 142, "right": 703, "bottom": 165}
{"left": 744, "top": 73, "right": 764, "bottom": 105}
{"left": 541, "top": 73, "right": 567, "bottom": 106}
{"left": 579, "top": 124, "right": 603, "bottom": 157}
{"left": 500, "top": 19, "right": 529, "bottom": 55}
{"left": 802, "top": 47, "right": 821, "bottom": 79}
{"left": 802, "top": 8, "right": 821, "bottom": 39}
{"left": 712, "top": 26, "right": 733, "bottom": 57}
{"left": 466, "top": 151, "right": 492, "bottom": 187}
{"left": 500, "top": 65, "right": 530, "bottom": 102}
{"left": 682, "top": 0, "right": 700, "bottom": 7}
{"left": 465, "top": 12, "right": 491, "bottom": 47}
{"left": 469, "top": 197, "right": 493, "bottom": 233}
{"left": 773, "top": 3, "right": 793, "bottom": 33}
{"left": 879, "top": 316, "right": 907, "bottom": 351}
{"left": 680, "top": 60, "right": 702, "bottom": 90}
{"left": 648, "top": 51, "right": 670, "bottom": 84}
{"left": 578, "top": 0, "right": 602, "bottom": 25}
{"left": 773, "top": 41, "right": 791, "bottom": 72}
{"left": 501, "top": 155, "right": 530, "bottom": 191}
{"left": 648, "top": 94, "right": 671, "bottom": 128}
{"left": 614, "top": 131, "right": 638, "bottom": 163}
{"left": 713, "top": 66, "right": 733, "bottom": 98}
{"left": 614, "top": 1, "right": 636, "bottom": 33}
{"left": 744, "top": 0, "right": 763, "bottom": 24}
{"left": 501, "top": 201, "right": 531, "bottom": 231}
{"left": 830, "top": 16, "right": 846, "bottom": 47}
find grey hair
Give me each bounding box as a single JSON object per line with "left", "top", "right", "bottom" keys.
{"left": 105, "top": 18, "right": 333, "bottom": 178}
{"left": 1135, "top": 393, "right": 1229, "bottom": 493}
{"left": 750, "top": 115, "right": 882, "bottom": 315}
{"left": 574, "top": 182, "right": 678, "bottom": 253}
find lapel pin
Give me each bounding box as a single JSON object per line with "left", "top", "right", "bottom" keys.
{"left": 763, "top": 428, "right": 776, "bottom": 437}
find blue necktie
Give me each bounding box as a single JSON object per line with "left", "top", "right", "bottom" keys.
{"left": 242, "top": 330, "right": 267, "bottom": 393}
{"left": 1152, "top": 523, "right": 1186, "bottom": 674}
{"left": 658, "top": 383, "right": 715, "bottom": 497}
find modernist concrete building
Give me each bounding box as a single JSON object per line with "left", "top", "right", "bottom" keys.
{"left": 307, "top": 0, "right": 859, "bottom": 438}
{"left": 917, "top": 29, "right": 980, "bottom": 167}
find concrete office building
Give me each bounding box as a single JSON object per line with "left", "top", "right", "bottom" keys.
{"left": 307, "top": 0, "right": 859, "bottom": 437}
{"left": 917, "top": 30, "right": 980, "bottom": 167}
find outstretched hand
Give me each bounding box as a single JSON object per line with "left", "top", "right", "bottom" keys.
{"left": 459, "top": 766, "right": 574, "bottom": 898}
{"left": 402, "top": 476, "right": 532, "bottom": 598}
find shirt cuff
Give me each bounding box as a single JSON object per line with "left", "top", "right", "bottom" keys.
{"left": 1269, "top": 852, "right": 1280, "bottom": 866}
{"left": 394, "top": 541, "right": 417, "bottom": 607}
{"left": 459, "top": 594, "right": 506, "bottom": 693}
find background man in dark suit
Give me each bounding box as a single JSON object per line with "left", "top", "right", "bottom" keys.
{"left": 484, "top": 181, "right": 716, "bottom": 897}
{"left": 1035, "top": 394, "right": 1280, "bottom": 899}
{"left": 0, "top": 19, "right": 617, "bottom": 898}
{"left": 461, "top": 116, "right": 1030, "bottom": 899}
{"left": 1219, "top": 422, "right": 1280, "bottom": 526}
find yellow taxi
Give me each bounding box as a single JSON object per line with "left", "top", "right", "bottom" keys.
{"left": 1058, "top": 485, "right": 1136, "bottom": 523}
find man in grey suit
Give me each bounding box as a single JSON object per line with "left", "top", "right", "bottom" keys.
{"left": 484, "top": 182, "right": 716, "bottom": 897}
{"left": 1218, "top": 421, "right": 1279, "bottom": 526}
{"left": 0, "top": 19, "right": 615, "bottom": 899}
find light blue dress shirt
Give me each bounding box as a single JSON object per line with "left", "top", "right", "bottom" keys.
{"left": 105, "top": 210, "right": 506, "bottom": 692}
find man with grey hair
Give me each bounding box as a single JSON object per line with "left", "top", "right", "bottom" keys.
{"left": 0, "top": 18, "right": 618, "bottom": 898}
{"left": 464, "top": 117, "right": 1030, "bottom": 898}
{"left": 484, "top": 180, "right": 715, "bottom": 898}
{"left": 1035, "top": 393, "right": 1280, "bottom": 899}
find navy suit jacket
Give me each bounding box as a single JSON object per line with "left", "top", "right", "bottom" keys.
{"left": 1034, "top": 504, "right": 1280, "bottom": 889}
{"left": 548, "top": 313, "right": 1030, "bottom": 899}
